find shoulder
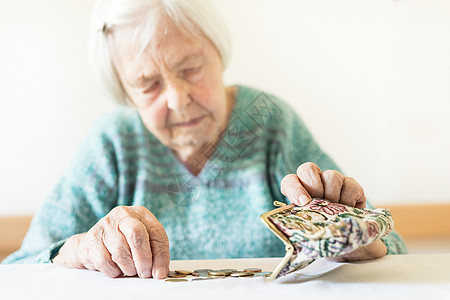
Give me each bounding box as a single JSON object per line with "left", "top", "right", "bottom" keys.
{"left": 235, "top": 85, "right": 303, "bottom": 133}
{"left": 236, "top": 85, "right": 293, "bottom": 111}
{"left": 92, "top": 107, "right": 143, "bottom": 135}
{"left": 73, "top": 107, "right": 151, "bottom": 162}
{"left": 86, "top": 107, "right": 149, "bottom": 144}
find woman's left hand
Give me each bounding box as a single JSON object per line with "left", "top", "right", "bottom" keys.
{"left": 280, "top": 162, "right": 387, "bottom": 261}
{"left": 281, "top": 162, "right": 366, "bottom": 208}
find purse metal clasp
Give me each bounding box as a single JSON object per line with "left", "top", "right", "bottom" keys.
{"left": 273, "top": 201, "right": 287, "bottom": 207}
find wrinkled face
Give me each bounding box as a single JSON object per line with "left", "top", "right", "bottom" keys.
{"left": 109, "top": 19, "right": 230, "bottom": 160}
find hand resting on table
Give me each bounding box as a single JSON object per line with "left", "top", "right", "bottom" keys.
{"left": 53, "top": 206, "right": 170, "bottom": 279}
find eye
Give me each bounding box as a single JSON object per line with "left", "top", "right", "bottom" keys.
{"left": 184, "top": 66, "right": 201, "bottom": 75}
{"left": 183, "top": 66, "right": 203, "bottom": 82}
{"left": 143, "top": 81, "right": 160, "bottom": 94}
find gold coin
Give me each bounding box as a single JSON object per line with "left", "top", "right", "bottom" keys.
{"left": 165, "top": 278, "right": 188, "bottom": 282}
{"left": 175, "top": 270, "right": 192, "bottom": 275}
{"left": 192, "top": 272, "right": 209, "bottom": 277}
{"left": 230, "top": 272, "right": 254, "bottom": 277}
{"left": 208, "top": 271, "right": 231, "bottom": 276}
{"left": 244, "top": 268, "right": 262, "bottom": 273}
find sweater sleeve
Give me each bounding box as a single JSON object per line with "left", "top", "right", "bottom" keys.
{"left": 266, "top": 96, "right": 408, "bottom": 255}
{"left": 2, "top": 114, "right": 120, "bottom": 264}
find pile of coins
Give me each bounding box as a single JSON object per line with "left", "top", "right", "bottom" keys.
{"left": 165, "top": 268, "right": 272, "bottom": 282}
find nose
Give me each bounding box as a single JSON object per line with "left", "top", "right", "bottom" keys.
{"left": 165, "top": 79, "right": 191, "bottom": 111}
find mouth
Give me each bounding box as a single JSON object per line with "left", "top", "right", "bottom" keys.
{"left": 173, "top": 115, "right": 206, "bottom": 127}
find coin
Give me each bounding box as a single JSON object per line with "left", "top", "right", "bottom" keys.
{"left": 168, "top": 274, "right": 186, "bottom": 278}
{"left": 208, "top": 271, "right": 231, "bottom": 276}
{"left": 168, "top": 271, "right": 186, "bottom": 278}
{"left": 165, "top": 278, "right": 188, "bottom": 282}
{"left": 230, "top": 272, "right": 254, "bottom": 277}
{"left": 167, "top": 267, "right": 267, "bottom": 280}
{"left": 253, "top": 272, "right": 272, "bottom": 277}
{"left": 175, "top": 270, "right": 192, "bottom": 275}
{"left": 194, "top": 269, "right": 214, "bottom": 273}
{"left": 244, "top": 268, "right": 262, "bottom": 273}
{"left": 215, "top": 269, "right": 237, "bottom": 273}
{"left": 192, "top": 272, "right": 209, "bottom": 277}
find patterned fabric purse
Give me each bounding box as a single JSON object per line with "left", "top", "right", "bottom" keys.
{"left": 260, "top": 199, "right": 394, "bottom": 280}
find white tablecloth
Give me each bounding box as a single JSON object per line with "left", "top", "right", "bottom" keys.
{"left": 1, "top": 253, "right": 449, "bottom": 300}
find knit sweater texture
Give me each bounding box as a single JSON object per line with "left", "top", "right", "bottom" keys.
{"left": 2, "top": 85, "right": 407, "bottom": 264}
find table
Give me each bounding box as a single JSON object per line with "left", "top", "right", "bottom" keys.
{"left": 1, "top": 254, "right": 449, "bottom": 300}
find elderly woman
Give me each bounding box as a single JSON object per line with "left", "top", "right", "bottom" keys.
{"left": 3, "top": 0, "right": 406, "bottom": 278}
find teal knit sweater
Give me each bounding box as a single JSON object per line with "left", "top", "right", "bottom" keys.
{"left": 2, "top": 85, "right": 407, "bottom": 264}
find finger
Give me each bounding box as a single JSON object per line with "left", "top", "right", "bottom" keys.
{"left": 280, "top": 174, "right": 311, "bottom": 205}
{"left": 85, "top": 263, "right": 96, "bottom": 271}
{"left": 119, "top": 216, "right": 154, "bottom": 278}
{"left": 89, "top": 238, "right": 121, "bottom": 278}
{"left": 321, "top": 170, "right": 345, "bottom": 203}
{"left": 355, "top": 194, "right": 367, "bottom": 209}
{"left": 340, "top": 177, "right": 365, "bottom": 207}
{"left": 329, "top": 239, "right": 387, "bottom": 261}
{"left": 134, "top": 206, "right": 170, "bottom": 279}
{"left": 296, "top": 162, "right": 324, "bottom": 199}
{"left": 101, "top": 220, "right": 137, "bottom": 277}
{"left": 78, "top": 237, "right": 95, "bottom": 270}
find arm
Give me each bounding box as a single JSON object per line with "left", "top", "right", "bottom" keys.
{"left": 2, "top": 116, "right": 119, "bottom": 264}
{"left": 3, "top": 111, "right": 171, "bottom": 278}
{"left": 267, "top": 98, "right": 407, "bottom": 257}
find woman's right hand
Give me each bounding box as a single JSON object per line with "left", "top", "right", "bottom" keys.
{"left": 53, "top": 206, "right": 170, "bottom": 279}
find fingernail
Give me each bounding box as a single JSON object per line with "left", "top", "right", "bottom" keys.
{"left": 299, "top": 195, "right": 310, "bottom": 206}
{"left": 140, "top": 270, "right": 151, "bottom": 279}
{"left": 154, "top": 267, "right": 168, "bottom": 279}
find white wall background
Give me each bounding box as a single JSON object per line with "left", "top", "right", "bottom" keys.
{"left": 1, "top": 0, "right": 449, "bottom": 216}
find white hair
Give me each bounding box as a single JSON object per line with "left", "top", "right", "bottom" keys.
{"left": 88, "top": 0, "right": 232, "bottom": 105}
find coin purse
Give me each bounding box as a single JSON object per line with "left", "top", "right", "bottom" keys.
{"left": 260, "top": 199, "right": 394, "bottom": 280}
